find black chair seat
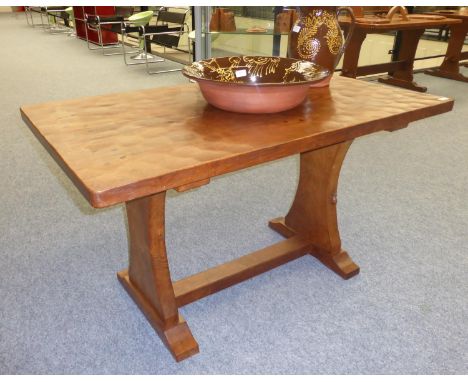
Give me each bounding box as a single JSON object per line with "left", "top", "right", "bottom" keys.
{"left": 149, "top": 25, "right": 184, "bottom": 48}
{"left": 87, "top": 15, "right": 126, "bottom": 34}
{"left": 147, "top": 10, "right": 188, "bottom": 49}
{"left": 87, "top": 15, "right": 125, "bottom": 24}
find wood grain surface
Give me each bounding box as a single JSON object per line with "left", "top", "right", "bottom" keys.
{"left": 339, "top": 15, "right": 460, "bottom": 30}
{"left": 21, "top": 76, "right": 453, "bottom": 208}
{"left": 429, "top": 10, "right": 468, "bottom": 20}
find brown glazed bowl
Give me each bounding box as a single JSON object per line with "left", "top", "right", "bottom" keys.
{"left": 182, "top": 56, "right": 330, "bottom": 114}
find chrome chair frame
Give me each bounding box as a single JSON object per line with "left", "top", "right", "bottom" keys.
{"left": 41, "top": 7, "right": 70, "bottom": 34}
{"left": 84, "top": 7, "right": 136, "bottom": 56}
{"left": 122, "top": 8, "right": 191, "bottom": 75}
{"left": 121, "top": 24, "right": 165, "bottom": 68}
{"left": 24, "top": 6, "right": 48, "bottom": 28}
{"left": 141, "top": 24, "right": 191, "bottom": 74}
{"left": 64, "top": 8, "right": 76, "bottom": 37}
{"left": 84, "top": 14, "right": 128, "bottom": 56}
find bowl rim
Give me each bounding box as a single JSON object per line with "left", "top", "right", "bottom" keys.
{"left": 182, "top": 55, "right": 331, "bottom": 87}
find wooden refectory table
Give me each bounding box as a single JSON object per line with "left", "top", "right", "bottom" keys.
{"left": 424, "top": 10, "right": 468, "bottom": 82}
{"left": 20, "top": 76, "right": 453, "bottom": 362}
{"left": 339, "top": 16, "right": 461, "bottom": 92}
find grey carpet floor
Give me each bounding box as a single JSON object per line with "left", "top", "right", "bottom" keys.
{"left": 0, "top": 13, "right": 467, "bottom": 374}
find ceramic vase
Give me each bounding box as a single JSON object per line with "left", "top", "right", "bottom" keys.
{"left": 288, "top": 6, "right": 355, "bottom": 87}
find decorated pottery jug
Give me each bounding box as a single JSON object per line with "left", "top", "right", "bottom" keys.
{"left": 288, "top": 6, "right": 355, "bottom": 87}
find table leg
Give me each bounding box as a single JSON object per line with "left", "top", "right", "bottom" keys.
{"left": 340, "top": 28, "right": 367, "bottom": 78}
{"left": 117, "top": 192, "right": 199, "bottom": 362}
{"left": 424, "top": 20, "right": 468, "bottom": 82}
{"left": 269, "top": 141, "right": 359, "bottom": 280}
{"left": 378, "top": 29, "right": 427, "bottom": 92}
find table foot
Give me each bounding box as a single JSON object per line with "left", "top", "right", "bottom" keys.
{"left": 269, "top": 218, "right": 359, "bottom": 279}
{"left": 378, "top": 76, "right": 427, "bottom": 92}
{"left": 424, "top": 68, "right": 468, "bottom": 82}
{"left": 118, "top": 269, "right": 199, "bottom": 362}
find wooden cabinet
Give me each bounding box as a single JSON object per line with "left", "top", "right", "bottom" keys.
{"left": 73, "top": 6, "right": 118, "bottom": 45}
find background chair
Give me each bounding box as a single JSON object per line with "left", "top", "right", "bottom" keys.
{"left": 24, "top": 6, "right": 48, "bottom": 28}
{"left": 64, "top": 7, "right": 76, "bottom": 37}
{"left": 138, "top": 8, "right": 190, "bottom": 74}
{"left": 122, "top": 10, "right": 163, "bottom": 67}
{"left": 41, "top": 6, "right": 70, "bottom": 34}
{"left": 85, "top": 6, "right": 135, "bottom": 56}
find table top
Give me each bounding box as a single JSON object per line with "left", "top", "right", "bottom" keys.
{"left": 339, "top": 15, "right": 460, "bottom": 30}
{"left": 428, "top": 10, "right": 468, "bottom": 20}
{"left": 21, "top": 76, "right": 453, "bottom": 208}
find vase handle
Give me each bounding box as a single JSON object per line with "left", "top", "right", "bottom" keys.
{"left": 335, "top": 6, "right": 356, "bottom": 68}
{"left": 386, "top": 6, "right": 409, "bottom": 21}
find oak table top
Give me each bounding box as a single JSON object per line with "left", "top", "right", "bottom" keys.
{"left": 21, "top": 76, "right": 453, "bottom": 209}
{"left": 428, "top": 10, "right": 468, "bottom": 19}
{"left": 339, "top": 15, "right": 460, "bottom": 31}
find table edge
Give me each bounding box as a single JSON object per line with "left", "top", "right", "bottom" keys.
{"left": 20, "top": 108, "right": 95, "bottom": 206}
{"left": 20, "top": 87, "right": 454, "bottom": 209}
{"left": 340, "top": 17, "right": 461, "bottom": 30}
